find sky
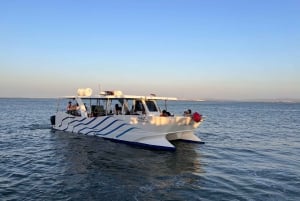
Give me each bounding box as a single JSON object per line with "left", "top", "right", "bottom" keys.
{"left": 1, "top": 0, "right": 300, "bottom": 100}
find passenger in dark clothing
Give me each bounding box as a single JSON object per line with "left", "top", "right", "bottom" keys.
{"left": 115, "top": 104, "right": 122, "bottom": 115}
{"left": 161, "top": 110, "right": 170, "bottom": 117}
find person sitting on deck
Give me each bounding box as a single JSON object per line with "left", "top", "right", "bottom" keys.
{"left": 184, "top": 109, "right": 192, "bottom": 117}
{"left": 67, "top": 101, "right": 80, "bottom": 116}
{"left": 160, "top": 110, "right": 170, "bottom": 117}
{"left": 115, "top": 104, "right": 122, "bottom": 115}
{"left": 67, "top": 101, "right": 72, "bottom": 112}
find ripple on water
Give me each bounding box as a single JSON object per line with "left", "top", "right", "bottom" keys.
{"left": 0, "top": 100, "right": 300, "bottom": 200}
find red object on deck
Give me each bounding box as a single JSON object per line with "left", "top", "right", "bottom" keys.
{"left": 192, "top": 112, "right": 202, "bottom": 122}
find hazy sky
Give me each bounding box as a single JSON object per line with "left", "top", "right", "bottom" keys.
{"left": 1, "top": 0, "right": 299, "bottom": 100}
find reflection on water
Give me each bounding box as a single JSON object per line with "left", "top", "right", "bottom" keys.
{"left": 51, "top": 131, "right": 204, "bottom": 200}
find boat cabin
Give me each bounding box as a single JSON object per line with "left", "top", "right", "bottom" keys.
{"left": 57, "top": 90, "right": 176, "bottom": 118}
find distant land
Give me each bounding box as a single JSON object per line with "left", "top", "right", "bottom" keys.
{"left": 0, "top": 97, "right": 300, "bottom": 103}
{"left": 178, "top": 98, "right": 300, "bottom": 103}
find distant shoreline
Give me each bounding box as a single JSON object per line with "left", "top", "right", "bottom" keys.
{"left": 177, "top": 98, "right": 300, "bottom": 103}
{"left": 1, "top": 97, "right": 299, "bottom": 103}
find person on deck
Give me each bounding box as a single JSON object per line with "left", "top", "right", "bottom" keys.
{"left": 67, "top": 101, "right": 73, "bottom": 114}
{"left": 115, "top": 104, "right": 122, "bottom": 115}
{"left": 161, "top": 110, "right": 169, "bottom": 117}
{"left": 184, "top": 109, "right": 192, "bottom": 117}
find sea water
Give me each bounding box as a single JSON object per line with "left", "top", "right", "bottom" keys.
{"left": 0, "top": 98, "right": 299, "bottom": 200}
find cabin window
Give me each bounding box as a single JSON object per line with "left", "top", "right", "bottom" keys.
{"left": 135, "top": 100, "right": 144, "bottom": 111}
{"left": 146, "top": 100, "right": 158, "bottom": 112}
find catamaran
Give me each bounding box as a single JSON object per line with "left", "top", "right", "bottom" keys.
{"left": 50, "top": 88, "right": 204, "bottom": 150}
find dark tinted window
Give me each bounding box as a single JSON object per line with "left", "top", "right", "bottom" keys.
{"left": 146, "top": 101, "right": 158, "bottom": 112}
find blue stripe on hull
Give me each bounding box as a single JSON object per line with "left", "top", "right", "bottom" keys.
{"left": 68, "top": 117, "right": 87, "bottom": 125}
{"left": 62, "top": 117, "right": 90, "bottom": 131}
{"left": 73, "top": 117, "right": 98, "bottom": 130}
{"left": 89, "top": 119, "right": 119, "bottom": 134}
{"left": 58, "top": 116, "right": 75, "bottom": 127}
{"left": 116, "top": 127, "right": 137, "bottom": 138}
{"left": 94, "top": 123, "right": 127, "bottom": 136}
{"left": 77, "top": 116, "right": 110, "bottom": 133}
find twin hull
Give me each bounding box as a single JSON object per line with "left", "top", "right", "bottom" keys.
{"left": 53, "top": 111, "right": 202, "bottom": 150}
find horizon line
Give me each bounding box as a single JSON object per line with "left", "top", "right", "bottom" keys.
{"left": 1, "top": 97, "right": 300, "bottom": 103}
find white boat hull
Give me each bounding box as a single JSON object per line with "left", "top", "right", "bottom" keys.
{"left": 52, "top": 111, "right": 203, "bottom": 150}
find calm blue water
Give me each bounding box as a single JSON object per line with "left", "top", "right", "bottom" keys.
{"left": 0, "top": 99, "right": 299, "bottom": 201}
